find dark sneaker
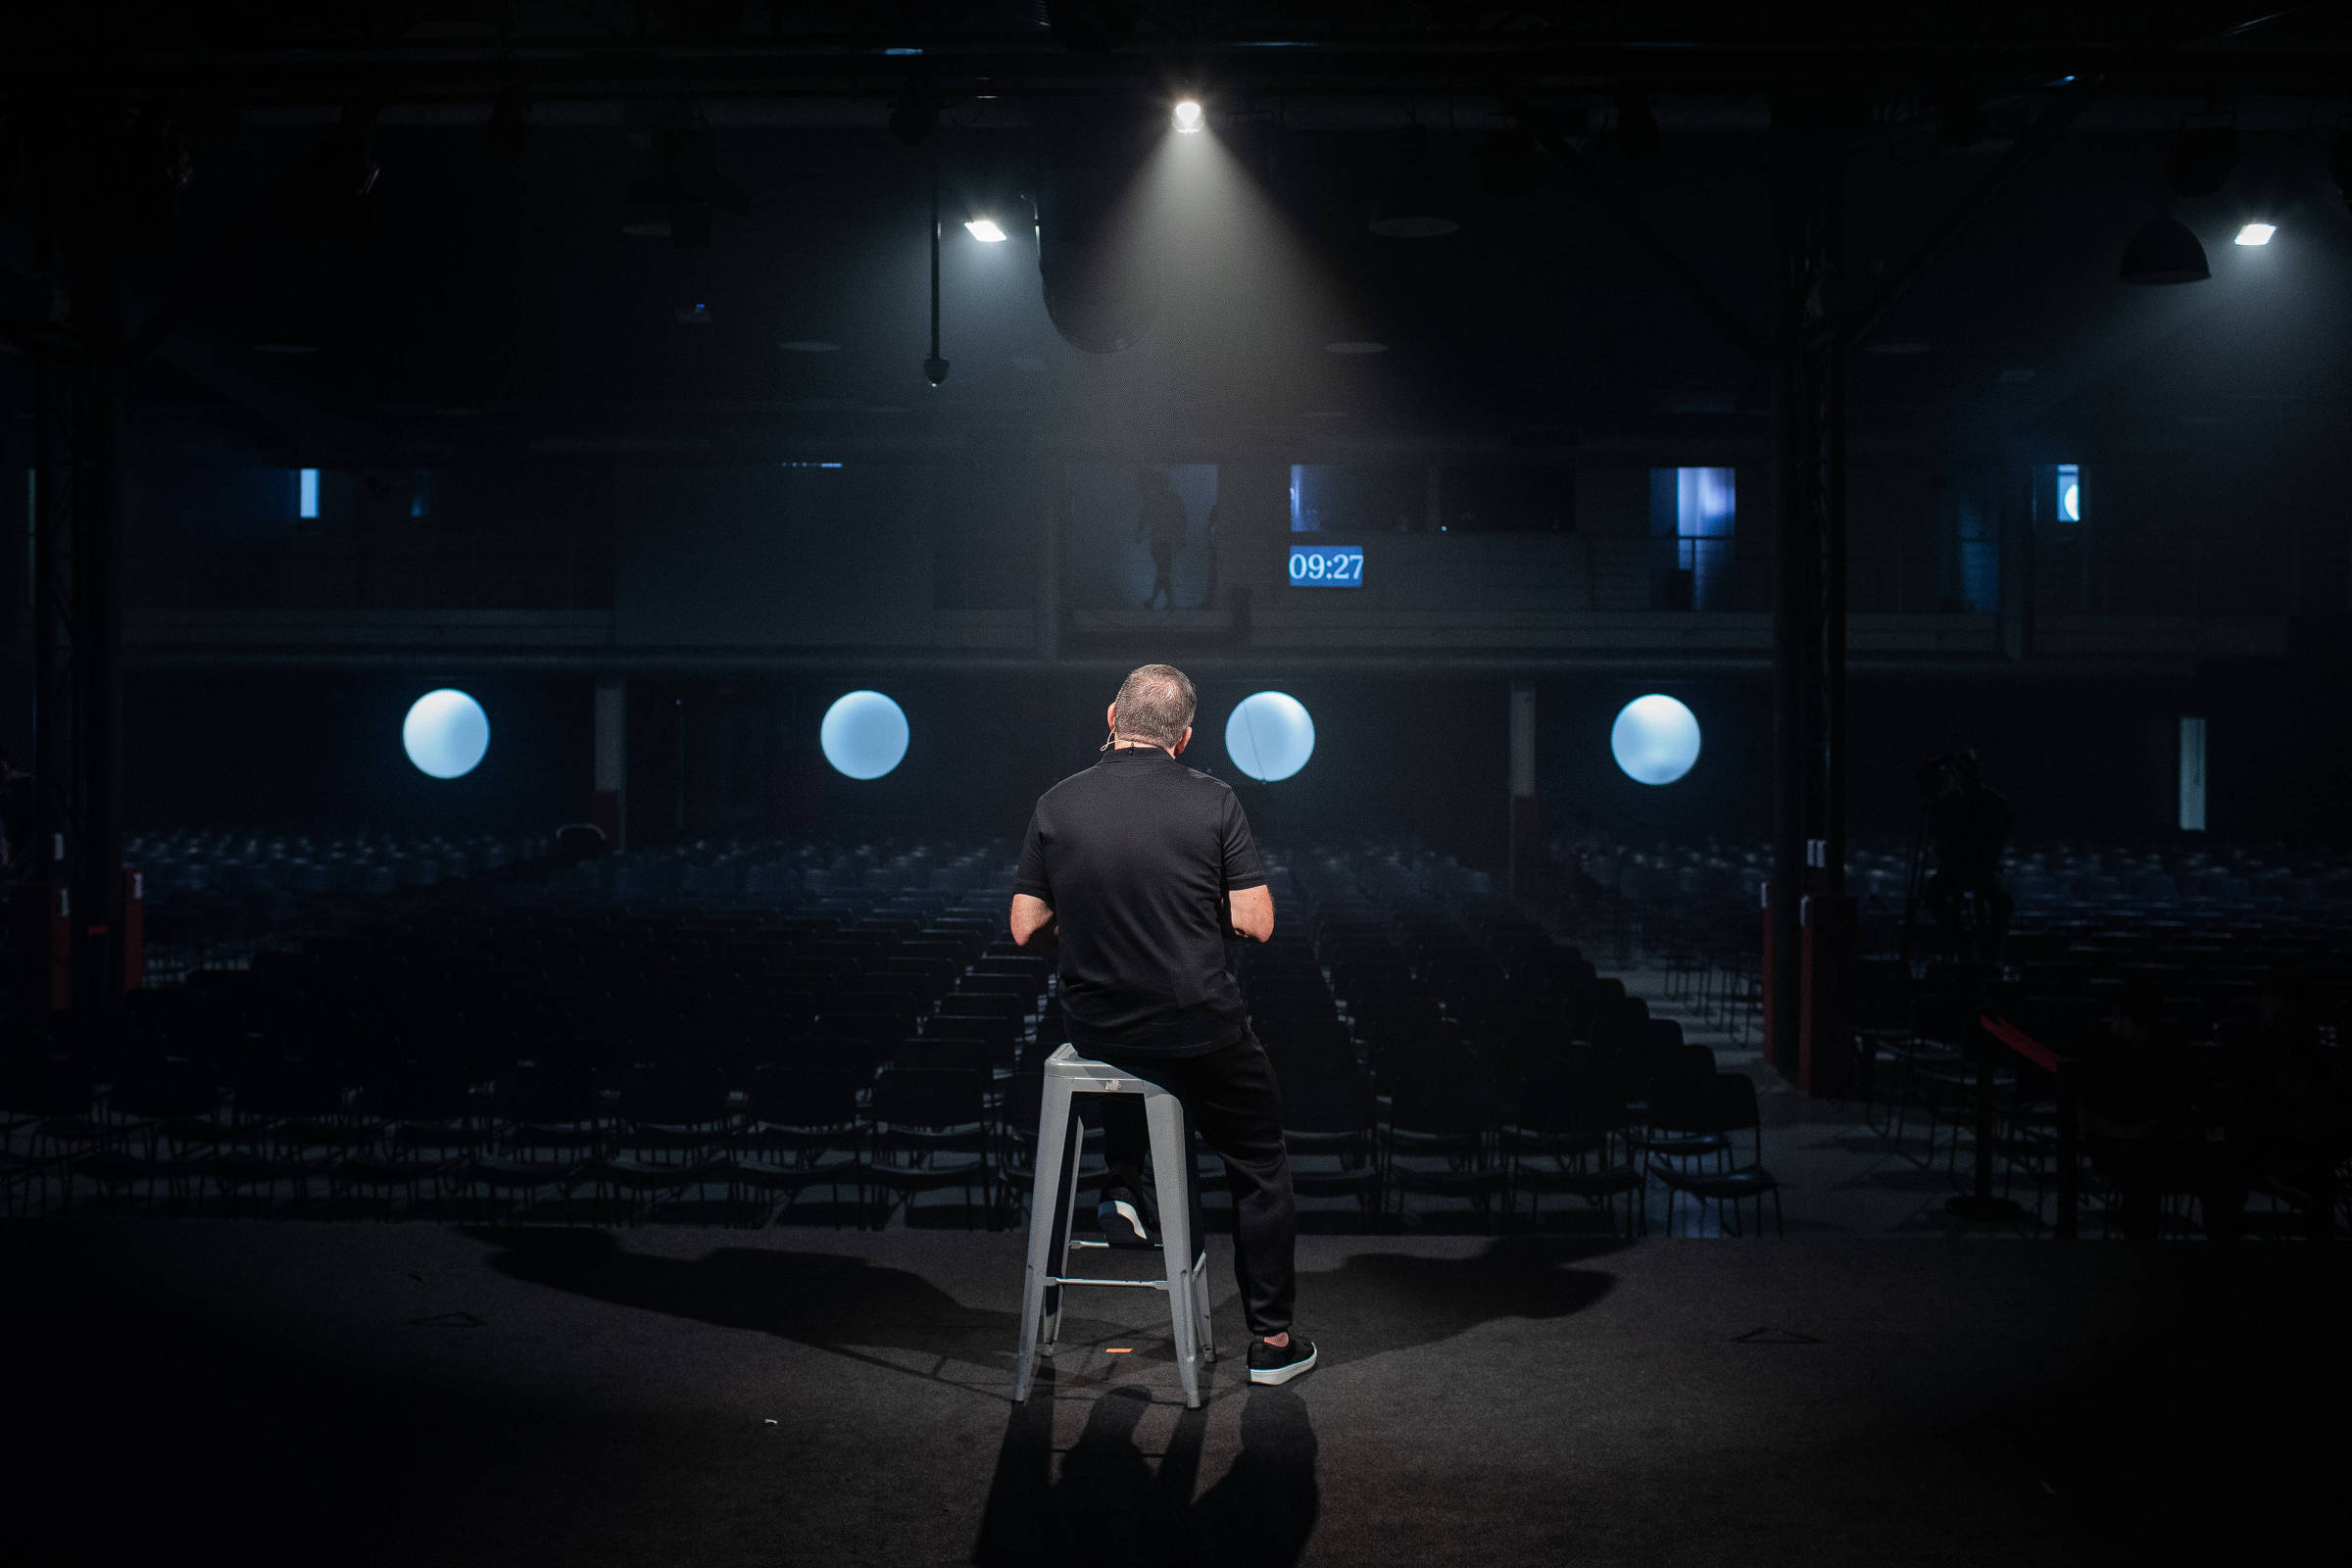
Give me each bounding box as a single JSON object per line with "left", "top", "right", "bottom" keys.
{"left": 1097, "top": 1196, "right": 1152, "bottom": 1248}
{"left": 1247, "top": 1337, "right": 1318, "bottom": 1386}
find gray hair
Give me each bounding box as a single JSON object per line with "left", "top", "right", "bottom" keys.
{"left": 1113, "top": 663, "right": 1197, "bottom": 748}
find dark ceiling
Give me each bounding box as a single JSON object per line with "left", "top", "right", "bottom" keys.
{"left": 3, "top": 1, "right": 2349, "bottom": 467}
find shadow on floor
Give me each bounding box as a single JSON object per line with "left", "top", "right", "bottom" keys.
{"left": 471, "top": 1229, "right": 1626, "bottom": 1387}
{"left": 974, "top": 1382, "right": 1319, "bottom": 1567}
{"left": 471, "top": 1227, "right": 1025, "bottom": 1379}
{"left": 1307, "top": 1234, "right": 1625, "bottom": 1368}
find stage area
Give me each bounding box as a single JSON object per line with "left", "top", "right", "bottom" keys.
{"left": 5, "top": 1220, "right": 2337, "bottom": 1566}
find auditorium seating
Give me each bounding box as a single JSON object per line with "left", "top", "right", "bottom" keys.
{"left": 30, "top": 824, "right": 2338, "bottom": 1238}
{"left": 1582, "top": 832, "right": 2349, "bottom": 1239}
{"left": 2, "top": 833, "right": 1710, "bottom": 1234}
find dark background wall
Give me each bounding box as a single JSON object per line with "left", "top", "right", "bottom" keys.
{"left": 620, "top": 669, "right": 1517, "bottom": 868}
{"left": 124, "top": 672, "right": 593, "bottom": 830}
{"left": 101, "top": 651, "right": 2352, "bottom": 856}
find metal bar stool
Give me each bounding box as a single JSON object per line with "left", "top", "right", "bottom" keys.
{"left": 1011, "top": 1046, "right": 1214, "bottom": 1408}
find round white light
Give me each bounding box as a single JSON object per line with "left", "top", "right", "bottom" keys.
{"left": 820, "top": 690, "right": 909, "bottom": 780}
{"left": 2061, "top": 481, "right": 2081, "bottom": 522}
{"left": 1173, "top": 100, "right": 1203, "bottom": 133}
{"left": 2233, "top": 222, "right": 2276, "bottom": 247}
{"left": 1225, "top": 692, "right": 1315, "bottom": 782}
{"left": 402, "top": 690, "right": 490, "bottom": 779}
{"left": 1610, "top": 694, "right": 1701, "bottom": 786}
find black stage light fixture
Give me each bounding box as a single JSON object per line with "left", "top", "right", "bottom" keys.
{"left": 1033, "top": 101, "right": 1159, "bottom": 353}
{"left": 2167, "top": 122, "right": 2238, "bottom": 197}
{"left": 923, "top": 157, "right": 951, "bottom": 385}
{"left": 1615, "top": 91, "right": 1659, "bottom": 159}
{"left": 2119, "top": 215, "right": 2210, "bottom": 284}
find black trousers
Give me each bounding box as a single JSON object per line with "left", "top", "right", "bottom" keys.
{"left": 1146, "top": 543, "right": 1177, "bottom": 608}
{"left": 1089, "top": 1031, "right": 1297, "bottom": 1339}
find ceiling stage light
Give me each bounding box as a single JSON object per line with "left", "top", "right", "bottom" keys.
{"left": 1173, "top": 100, "right": 1203, "bottom": 133}
{"left": 1225, "top": 692, "right": 1315, "bottom": 783}
{"left": 1610, "top": 695, "right": 1700, "bottom": 786}
{"left": 403, "top": 689, "right": 490, "bottom": 779}
{"left": 820, "top": 690, "right": 909, "bottom": 779}
{"left": 2233, "top": 222, "right": 2275, "bottom": 246}
{"left": 964, "top": 218, "right": 1007, "bottom": 242}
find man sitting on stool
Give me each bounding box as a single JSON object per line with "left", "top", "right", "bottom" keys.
{"left": 1009, "top": 662, "right": 1317, "bottom": 1387}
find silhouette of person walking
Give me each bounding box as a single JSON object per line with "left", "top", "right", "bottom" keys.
{"left": 1136, "top": 468, "right": 1189, "bottom": 610}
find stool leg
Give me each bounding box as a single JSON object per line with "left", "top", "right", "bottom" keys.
{"left": 1042, "top": 1099, "right": 1086, "bottom": 1355}
{"left": 1013, "top": 1080, "right": 1075, "bottom": 1403}
{"left": 1146, "top": 1091, "right": 1201, "bottom": 1408}
{"left": 1186, "top": 1110, "right": 1214, "bottom": 1365}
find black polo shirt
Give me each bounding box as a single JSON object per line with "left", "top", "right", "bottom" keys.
{"left": 1014, "top": 746, "right": 1268, "bottom": 1057}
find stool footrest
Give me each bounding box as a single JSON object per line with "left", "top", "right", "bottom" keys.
{"left": 1051, "top": 1276, "right": 1168, "bottom": 1290}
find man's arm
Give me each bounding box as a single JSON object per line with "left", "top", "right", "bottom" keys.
{"left": 1009, "top": 892, "right": 1057, "bottom": 948}
{"left": 1225, "top": 884, "right": 1274, "bottom": 943}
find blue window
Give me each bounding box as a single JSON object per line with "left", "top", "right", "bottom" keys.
{"left": 1953, "top": 494, "right": 1998, "bottom": 613}
{"left": 298, "top": 467, "right": 319, "bottom": 520}
{"left": 1649, "top": 466, "right": 1736, "bottom": 610}
{"left": 1290, "top": 463, "right": 1425, "bottom": 533}
{"left": 2055, "top": 463, "right": 2082, "bottom": 523}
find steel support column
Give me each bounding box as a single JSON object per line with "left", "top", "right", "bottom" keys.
{"left": 1767, "top": 101, "right": 1850, "bottom": 1079}
{"left": 29, "top": 310, "right": 76, "bottom": 1010}
{"left": 24, "top": 111, "right": 129, "bottom": 1010}
{"left": 71, "top": 256, "right": 125, "bottom": 1006}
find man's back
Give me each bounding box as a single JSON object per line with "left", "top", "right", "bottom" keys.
{"left": 1014, "top": 748, "right": 1266, "bottom": 1057}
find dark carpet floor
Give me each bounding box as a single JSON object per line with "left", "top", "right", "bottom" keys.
{"left": 3, "top": 1220, "right": 2341, "bottom": 1566}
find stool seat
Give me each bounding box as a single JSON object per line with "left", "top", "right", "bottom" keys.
{"left": 1012, "top": 1045, "right": 1214, "bottom": 1408}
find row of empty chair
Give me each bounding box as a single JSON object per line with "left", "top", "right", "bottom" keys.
{"left": 0, "top": 836, "right": 1770, "bottom": 1234}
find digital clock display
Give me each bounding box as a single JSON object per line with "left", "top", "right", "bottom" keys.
{"left": 1288, "top": 544, "right": 1364, "bottom": 587}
